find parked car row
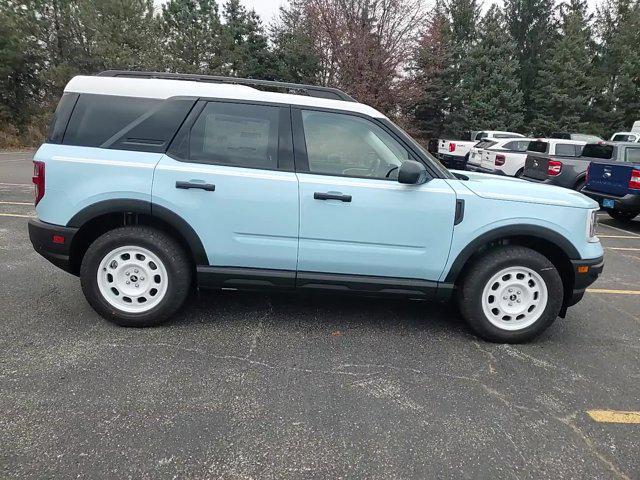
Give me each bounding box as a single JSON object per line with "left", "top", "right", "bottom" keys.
{"left": 437, "top": 135, "right": 640, "bottom": 222}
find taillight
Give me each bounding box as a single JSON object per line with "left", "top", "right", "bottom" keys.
{"left": 630, "top": 169, "right": 640, "bottom": 190}
{"left": 585, "top": 163, "right": 590, "bottom": 184}
{"left": 32, "top": 161, "right": 45, "bottom": 206}
{"left": 547, "top": 160, "right": 562, "bottom": 176}
{"left": 495, "top": 154, "right": 506, "bottom": 166}
{"left": 449, "top": 143, "right": 456, "bottom": 152}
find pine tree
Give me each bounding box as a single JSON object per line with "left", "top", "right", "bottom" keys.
{"left": 531, "top": 0, "right": 596, "bottom": 135}
{"left": 505, "top": 0, "right": 556, "bottom": 125}
{"left": 444, "top": 0, "right": 481, "bottom": 136}
{"left": 77, "top": 0, "right": 159, "bottom": 72}
{"left": 595, "top": 0, "right": 640, "bottom": 134}
{"left": 221, "top": 0, "right": 275, "bottom": 78}
{"left": 160, "top": 0, "right": 224, "bottom": 74}
{"left": 270, "top": 1, "right": 319, "bottom": 84}
{"left": 406, "top": 3, "right": 451, "bottom": 138}
{"left": 460, "top": 5, "right": 525, "bottom": 132}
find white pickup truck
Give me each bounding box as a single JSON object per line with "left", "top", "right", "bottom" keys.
{"left": 437, "top": 130, "right": 524, "bottom": 170}
{"left": 467, "top": 138, "right": 535, "bottom": 177}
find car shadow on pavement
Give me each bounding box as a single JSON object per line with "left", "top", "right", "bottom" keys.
{"left": 172, "top": 289, "right": 469, "bottom": 338}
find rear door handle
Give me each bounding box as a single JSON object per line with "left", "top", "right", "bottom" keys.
{"left": 175, "top": 181, "right": 215, "bottom": 191}
{"left": 314, "top": 192, "right": 352, "bottom": 202}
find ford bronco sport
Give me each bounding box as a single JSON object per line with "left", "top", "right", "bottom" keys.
{"left": 29, "top": 71, "right": 604, "bottom": 343}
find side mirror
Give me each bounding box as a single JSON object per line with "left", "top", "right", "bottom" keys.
{"left": 398, "top": 160, "right": 428, "bottom": 185}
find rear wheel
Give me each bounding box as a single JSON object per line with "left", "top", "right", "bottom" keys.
{"left": 574, "top": 179, "right": 586, "bottom": 191}
{"left": 80, "top": 226, "right": 192, "bottom": 327}
{"left": 515, "top": 168, "right": 524, "bottom": 178}
{"left": 457, "top": 246, "right": 563, "bottom": 343}
{"left": 606, "top": 209, "right": 638, "bottom": 222}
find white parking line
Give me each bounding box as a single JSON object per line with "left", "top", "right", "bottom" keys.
{"left": 0, "top": 213, "right": 33, "bottom": 218}
{"left": 0, "top": 201, "right": 32, "bottom": 206}
{"left": 598, "top": 223, "right": 640, "bottom": 237}
{"left": 607, "top": 247, "right": 640, "bottom": 252}
{"left": 598, "top": 234, "right": 639, "bottom": 239}
{"left": 0, "top": 182, "right": 31, "bottom": 187}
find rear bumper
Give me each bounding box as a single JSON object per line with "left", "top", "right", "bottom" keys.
{"left": 582, "top": 189, "right": 640, "bottom": 213}
{"left": 567, "top": 256, "right": 604, "bottom": 307}
{"left": 438, "top": 154, "right": 468, "bottom": 170}
{"left": 28, "top": 219, "right": 78, "bottom": 274}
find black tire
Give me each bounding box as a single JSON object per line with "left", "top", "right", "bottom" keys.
{"left": 457, "top": 245, "right": 563, "bottom": 343}
{"left": 606, "top": 209, "right": 638, "bottom": 222}
{"left": 574, "top": 179, "right": 586, "bottom": 191}
{"left": 80, "top": 226, "right": 192, "bottom": 327}
{"left": 515, "top": 168, "right": 524, "bottom": 178}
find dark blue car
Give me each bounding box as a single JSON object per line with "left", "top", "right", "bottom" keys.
{"left": 583, "top": 151, "right": 640, "bottom": 222}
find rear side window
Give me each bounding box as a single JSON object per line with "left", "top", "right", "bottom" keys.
{"left": 555, "top": 144, "right": 579, "bottom": 156}
{"left": 63, "top": 94, "right": 159, "bottom": 147}
{"left": 626, "top": 148, "right": 640, "bottom": 163}
{"left": 528, "top": 141, "right": 548, "bottom": 153}
{"left": 475, "top": 131, "right": 488, "bottom": 140}
{"left": 581, "top": 144, "right": 614, "bottom": 159}
{"left": 189, "top": 102, "right": 279, "bottom": 169}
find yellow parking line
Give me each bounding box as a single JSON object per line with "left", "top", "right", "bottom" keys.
{"left": 0, "top": 213, "right": 33, "bottom": 218}
{"left": 607, "top": 247, "right": 640, "bottom": 251}
{"left": 598, "top": 235, "right": 639, "bottom": 239}
{"left": 587, "top": 288, "right": 640, "bottom": 295}
{"left": 0, "top": 201, "right": 32, "bottom": 205}
{"left": 588, "top": 410, "right": 640, "bottom": 424}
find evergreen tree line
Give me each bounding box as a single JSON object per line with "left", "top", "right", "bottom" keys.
{"left": 0, "top": 0, "right": 638, "bottom": 147}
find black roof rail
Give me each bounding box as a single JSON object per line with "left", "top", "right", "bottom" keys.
{"left": 97, "top": 70, "right": 358, "bottom": 103}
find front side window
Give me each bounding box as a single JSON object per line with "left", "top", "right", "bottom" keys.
{"left": 189, "top": 102, "right": 279, "bottom": 169}
{"left": 625, "top": 148, "right": 640, "bottom": 163}
{"left": 301, "top": 110, "right": 409, "bottom": 180}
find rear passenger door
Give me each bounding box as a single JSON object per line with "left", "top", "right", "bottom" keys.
{"left": 152, "top": 100, "right": 299, "bottom": 283}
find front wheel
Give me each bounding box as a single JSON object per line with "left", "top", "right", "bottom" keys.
{"left": 457, "top": 246, "right": 563, "bottom": 343}
{"left": 80, "top": 226, "right": 192, "bottom": 327}
{"left": 606, "top": 209, "right": 638, "bottom": 222}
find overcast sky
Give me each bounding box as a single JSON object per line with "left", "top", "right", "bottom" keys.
{"left": 159, "top": 0, "right": 602, "bottom": 26}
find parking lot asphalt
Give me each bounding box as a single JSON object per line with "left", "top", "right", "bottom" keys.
{"left": 1, "top": 151, "right": 639, "bottom": 479}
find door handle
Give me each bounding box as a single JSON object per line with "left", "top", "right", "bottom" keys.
{"left": 175, "top": 181, "right": 215, "bottom": 191}
{"left": 314, "top": 192, "right": 352, "bottom": 202}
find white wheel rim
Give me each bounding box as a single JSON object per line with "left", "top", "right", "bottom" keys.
{"left": 481, "top": 266, "right": 548, "bottom": 331}
{"left": 96, "top": 245, "right": 169, "bottom": 313}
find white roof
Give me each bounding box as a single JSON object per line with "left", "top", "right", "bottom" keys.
{"left": 535, "top": 138, "right": 587, "bottom": 145}
{"left": 65, "top": 75, "right": 386, "bottom": 119}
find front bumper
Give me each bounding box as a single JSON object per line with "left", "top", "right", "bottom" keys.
{"left": 28, "top": 219, "right": 78, "bottom": 274}
{"left": 567, "top": 256, "right": 604, "bottom": 307}
{"left": 438, "top": 154, "right": 468, "bottom": 170}
{"left": 582, "top": 189, "right": 640, "bottom": 213}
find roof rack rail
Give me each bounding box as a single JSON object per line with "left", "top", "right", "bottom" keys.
{"left": 97, "top": 70, "right": 358, "bottom": 103}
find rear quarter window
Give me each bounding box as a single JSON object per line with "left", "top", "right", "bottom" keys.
{"left": 581, "top": 144, "right": 614, "bottom": 159}
{"left": 625, "top": 148, "right": 640, "bottom": 163}
{"left": 504, "top": 140, "right": 529, "bottom": 151}
{"left": 555, "top": 144, "right": 579, "bottom": 156}
{"left": 63, "top": 94, "right": 160, "bottom": 147}
{"left": 527, "top": 141, "right": 548, "bottom": 153}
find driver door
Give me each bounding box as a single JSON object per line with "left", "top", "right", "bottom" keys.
{"left": 293, "top": 108, "right": 457, "bottom": 282}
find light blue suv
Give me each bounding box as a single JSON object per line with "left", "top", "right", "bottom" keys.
{"left": 28, "top": 71, "right": 604, "bottom": 342}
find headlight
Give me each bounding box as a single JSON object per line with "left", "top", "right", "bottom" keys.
{"left": 587, "top": 209, "right": 598, "bottom": 242}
